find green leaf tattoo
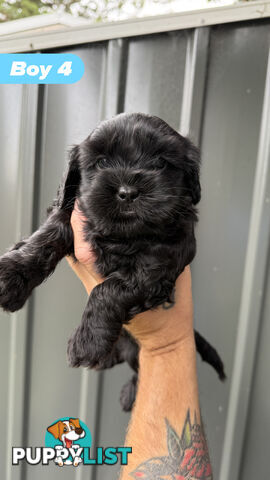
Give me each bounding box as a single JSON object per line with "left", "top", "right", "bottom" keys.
{"left": 181, "top": 410, "right": 192, "bottom": 450}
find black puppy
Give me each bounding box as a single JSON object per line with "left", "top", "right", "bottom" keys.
{"left": 0, "top": 113, "right": 225, "bottom": 411}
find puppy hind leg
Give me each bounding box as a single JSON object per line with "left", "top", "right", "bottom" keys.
{"left": 91, "top": 328, "right": 139, "bottom": 412}
{"left": 119, "top": 332, "right": 139, "bottom": 412}
{"left": 118, "top": 329, "right": 139, "bottom": 372}
{"left": 0, "top": 209, "right": 73, "bottom": 312}
{"left": 94, "top": 328, "right": 139, "bottom": 372}
{"left": 120, "top": 374, "right": 138, "bottom": 412}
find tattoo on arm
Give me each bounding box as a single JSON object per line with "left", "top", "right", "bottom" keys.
{"left": 130, "top": 410, "right": 212, "bottom": 479}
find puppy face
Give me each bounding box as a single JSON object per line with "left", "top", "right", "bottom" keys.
{"left": 65, "top": 113, "right": 200, "bottom": 238}
{"left": 47, "top": 418, "right": 85, "bottom": 448}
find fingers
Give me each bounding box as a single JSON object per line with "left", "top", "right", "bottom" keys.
{"left": 65, "top": 256, "right": 97, "bottom": 293}
{"left": 175, "top": 266, "right": 192, "bottom": 300}
{"left": 68, "top": 203, "right": 103, "bottom": 289}
{"left": 174, "top": 266, "right": 193, "bottom": 318}
{"left": 71, "top": 204, "right": 96, "bottom": 265}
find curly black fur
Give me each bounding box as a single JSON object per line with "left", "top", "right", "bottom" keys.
{"left": 0, "top": 113, "right": 225, "bottom": 411}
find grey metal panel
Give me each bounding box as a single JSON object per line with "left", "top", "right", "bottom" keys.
{"left": 238, "top": 59, "right": 270, "bottom": 471}
{"left": 179, "top": 28, "right": 209, "bottom": 139}
{"left": 0, "top": 84, "right": 39, "bottom": 480}
{"left": 181, "top": 27, "right": 210, "bottom": 144}
{"left": 95, "top": 31, "right": 189, "bottom": 480}
{"left": 240, "top": 251, "right": 270, "bottom": 479}
{"left": 102, "top": 39, "right": 128, "bottom": 118}
{"left": 24, "top": 46, "right": 107, "bottom": 480}
{"left": 8, "top": 85, "right": 39, "bottom": 480}
{"left": 0, "top": 84, "right": 23, "bottom": 478}
{"left": 96, "top": 28, "right": 211, "bottom": 480}
{"left": 220, "top": 44, "right": 270, "bottom": 480}
{"left": 94, "top": 38, "right": 131, "bottom": 480}
{"left": 193, "top": 22, "right": 270, "bottom": 477}
{"left": 125, "top": 31, "right": 188, "bottom": 129}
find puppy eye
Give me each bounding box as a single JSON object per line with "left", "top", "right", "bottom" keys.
{"left": 154, "top": 158, "right": 166, "bottom": 170}
{"left": 97, "top": 157, "right": 109, "bottom": 168}
{"left": 63, "top": 428, "right": 67, "bottom": 432}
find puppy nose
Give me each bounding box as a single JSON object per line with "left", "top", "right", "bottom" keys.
{"left": 118, "top": 185, "right": 139, "bottom": 202}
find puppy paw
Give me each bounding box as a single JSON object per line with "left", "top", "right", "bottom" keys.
{"left": 119, "top": 374, "right": 138, "bottom": 412}
{"left": 67, "top": 325, "right": 114, "bottom": 369}
{"left": 0, "top": 257, "right": 30, "bottom": 312}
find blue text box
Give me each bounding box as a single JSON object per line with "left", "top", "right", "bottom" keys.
{"left": 0, "top": 54, "right": 84, "bottom": 84}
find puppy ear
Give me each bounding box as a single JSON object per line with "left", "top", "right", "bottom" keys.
{"left": 69, "top": 418, "right": 80, "bottom": 429}
{"left": 58, "top": 145, "right": 81, "bottom": 211}
{"left": 183, "top": 139, "right": 201, "bottom": 205}
{"left": 47, "top": 421, "right": 60, "bottom": 439}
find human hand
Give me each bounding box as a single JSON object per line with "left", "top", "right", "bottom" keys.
{"left": 66, "top": 205, "right": 194, "bottom": 355}
{"left": 66, "top": 203, "right": 102, "bottom": 294}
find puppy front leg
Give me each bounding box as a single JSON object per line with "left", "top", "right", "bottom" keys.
{"left": 0, "top": 209, "right": 73, "bottom": 312}
{"left": 67, "top": 278, "right": 143, "bottom": 369}
{"left": 67, "top": 278, "right": 123, "bottom": 368}
{"left": 67, "top": 272, "right": 175, "bottom": 368}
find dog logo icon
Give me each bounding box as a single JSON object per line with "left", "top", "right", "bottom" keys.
{"left": 46, "top": 417, "right": 91, "bottom": 466}
{"left": 13, "top": 415, "right": 131, "bottom": 467}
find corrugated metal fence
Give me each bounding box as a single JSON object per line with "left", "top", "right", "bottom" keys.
{"left": 0, "top": 12, "right": 270, "bottom": 480}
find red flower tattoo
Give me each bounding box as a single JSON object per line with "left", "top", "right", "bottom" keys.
{"left": 130, "top": 410, "right": 212, "bottom": 480}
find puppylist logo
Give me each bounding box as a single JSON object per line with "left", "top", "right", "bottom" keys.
{"left": 12, "top": 416, "right": 132, "bottom": 467}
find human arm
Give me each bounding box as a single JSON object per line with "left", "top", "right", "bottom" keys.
{"left": 66, "top": 205, "right": 212, "bottom": 479}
